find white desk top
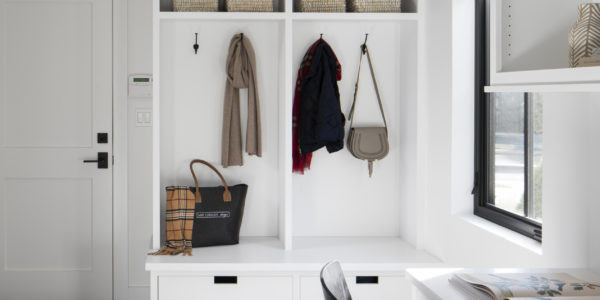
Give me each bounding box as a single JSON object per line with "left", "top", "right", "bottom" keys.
{"left": 406, "top": 268, "right": 600, "bottom": 300}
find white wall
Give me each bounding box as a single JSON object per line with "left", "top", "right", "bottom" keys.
{"left": 159, "top": 20, "right": 283, "bottom": 239}
{"left": 417, "top": 0, "right": 453, "bottom": 259}
{"left": 419, "top": 0, "right": 599, "bottom": 269}
{"left": 587, "top": 97, "right": 600, "bottom": 274}
{"left": 542, "top": 94, "right": 591, "bottom": 267}
{"left": 291, "top": 21, "right": 418, "bottom": 240}
{"left": 115, "top": 0, "right": 153, "bottom": 299}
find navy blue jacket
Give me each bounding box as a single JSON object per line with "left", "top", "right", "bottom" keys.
{"left": 299, "top": 41, "right": 345, "bottom": 155}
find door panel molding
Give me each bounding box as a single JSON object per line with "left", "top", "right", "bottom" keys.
{"left": 3, "top": 177, "right": 93, "bottom": 272}
{"left": 2, "top": 1, "right": 94, "bottom": 148}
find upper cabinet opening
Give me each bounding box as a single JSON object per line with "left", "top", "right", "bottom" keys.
{"left": 291, "top": 0, "right": 417, "bottom": 13}
{"left": 158, "top": 0, "right": 418, "bottom": 13}
{"left": 160, "top": 0, "right": 287, "bottom": 12}
{"left": 490, "top": 0, "right": 600, "bottom": 85}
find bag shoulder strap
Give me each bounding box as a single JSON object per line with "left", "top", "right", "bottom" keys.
{"left": 190, "top": 159, "right": 232, "bottom": 203}
{"left": 348, "top": 43, "right": 388, "bottom": 132}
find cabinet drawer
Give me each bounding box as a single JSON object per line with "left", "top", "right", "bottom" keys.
{"left": 158, "top": 276, "right": 293, "bottom": 300}
{"left": 300, "top": 275, "right": 409, "bottom": 300}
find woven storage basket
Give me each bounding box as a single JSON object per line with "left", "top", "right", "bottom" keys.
{"left": 347, "top": 0, "right": 400, "bottom": 12}
{"left": 173, "top": 0, "right": 218, "bottom": 11}
{"left": 226, "top": 0, "right": 273, "bottom": 12}
{"left": 295, "top": 0, "right": 345, "bottom": 12}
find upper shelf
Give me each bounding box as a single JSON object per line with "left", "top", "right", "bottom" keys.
{"left": 491, "top": 66, "right": 600, "bottom": 86}
{"left": 485, "top": 82, "right": 600, "bottom": 93}
{"left": 159, "top": 0, "right": 418, "bottom": 15}
{"left": 159, "top": 11, "right": 286, "bottom": 20}
{"left": 158, "top": 11, "right": 419, "bottom": 21}
{"left": 489, "top": 0, "right": 600, "bottom": 85}
{"left": 291, "top": 12, "right": 419, "bottom": 21}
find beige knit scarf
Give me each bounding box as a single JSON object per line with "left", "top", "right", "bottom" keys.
{"left": 222, "top": 33, "right": 262, "bottom": 167}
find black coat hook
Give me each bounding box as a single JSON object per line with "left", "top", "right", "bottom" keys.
{"left": 320, "top": 33, "right": 323, "bottom": 40}
{"left": 193, "top": 33, "right": 199, "bottom": 54}
{"left": 362, "top": 33, "right": 369, "bottom": 54}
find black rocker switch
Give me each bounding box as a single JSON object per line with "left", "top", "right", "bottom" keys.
{"left": 97, "top": 133, "right": 108, "bottom": 144}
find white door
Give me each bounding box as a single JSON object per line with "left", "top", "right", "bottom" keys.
{"left": 0, "top": 0, "right": 113, "bottom": 299}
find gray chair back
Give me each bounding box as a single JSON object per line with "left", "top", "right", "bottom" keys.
{"left": 320, "top": 261, "right": 352, "bottom": 300}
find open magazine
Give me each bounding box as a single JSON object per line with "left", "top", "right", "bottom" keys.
{"left": 449, "top": 272, "right": 600, "bottom": 300}
{"left": 507, "top": 298, "right": 600, "bottom": 300}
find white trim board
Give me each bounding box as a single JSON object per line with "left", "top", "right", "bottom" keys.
{"left": 485, "top": 83, "right": 600, "bottom": 93}
{"left": 112, "top": 0, "right": 136, "bottom": 298}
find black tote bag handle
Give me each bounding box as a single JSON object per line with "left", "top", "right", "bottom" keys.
{"left": 190, "top": 159, "right": 232, "bottom": 203}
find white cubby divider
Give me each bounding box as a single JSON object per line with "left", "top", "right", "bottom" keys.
{"left": 152, "top": 0, "right": 431, "bottom": 259}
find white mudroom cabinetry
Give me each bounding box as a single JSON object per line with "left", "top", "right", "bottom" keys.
{"left": 158, "top": 275, "right": 294, "bottom": 300}
{"left": 147, "top": 0, "right": 441, "bottom": 298}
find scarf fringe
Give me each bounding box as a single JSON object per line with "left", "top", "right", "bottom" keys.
{"left": 149, "top": 187, "right": 195, "bottom": 257}
{"left": 148, "top": 244, "right": 193, "bottom": 256}
{"left": 149, "top": 246, "right": 184, "bottom": 256}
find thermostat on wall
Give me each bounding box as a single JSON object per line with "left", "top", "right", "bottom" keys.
{"left": 128, "top": 74, "right": 153, "bottom": 98}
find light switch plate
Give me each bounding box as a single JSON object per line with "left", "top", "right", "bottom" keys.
{"left": 135, "top": 109, "right": 152, "bottom": 127}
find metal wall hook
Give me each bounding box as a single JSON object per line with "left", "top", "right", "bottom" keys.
{"left": 193, "top": 33, "right": 199, "bottom": 54}
{"left": 362, "top": 33, "right": 369, "bottom": 54}
{"left": 320, "top": 33, "right": 323, "bottom": 40}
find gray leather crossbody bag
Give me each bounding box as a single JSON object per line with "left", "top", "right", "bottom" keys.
{"left": 347, "top": 42, "right": 389, "bottom": 177}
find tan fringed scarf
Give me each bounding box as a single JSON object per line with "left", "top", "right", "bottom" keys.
{"left": 149, "top": 187, "right": 195, "bottom": 256}
{"left": 222, "top": 33, "right": 262, "bottom": 167}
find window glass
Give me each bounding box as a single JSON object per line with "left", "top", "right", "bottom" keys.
{"left": 490, "top": 93, "right": 526, "bottom": 216}
{"left": 531, "top": 94, "right": 543, "bottom": 222}
{"left": 488, "top": 93, "right": 543, "bottom": 222}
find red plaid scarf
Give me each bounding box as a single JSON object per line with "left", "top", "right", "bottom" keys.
{"left": 292, "top": 39, "right": 342, "bottom": 174}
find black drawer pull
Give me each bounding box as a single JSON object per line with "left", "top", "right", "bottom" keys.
{"left": 214, "top": 276, "right": 237, "bottom": 284}
{"left": 356, "top": 276, "right": 379, "bottom": 284}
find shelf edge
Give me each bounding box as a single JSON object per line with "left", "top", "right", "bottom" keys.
{"left": 491, "top": 66, "right": 600, "bottom": 86}
{"left": 158, "top": 11, "right": 419, "bottom": 21}
{"left": 159, "top": 11, "right": 287, "bottom": 20}
{"left": 485, "top": 83, "right": 600, "bottom": 93}
{"left": 291, "top": 12, "right": 419, "bottom": 21}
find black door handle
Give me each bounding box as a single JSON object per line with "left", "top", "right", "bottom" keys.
{"left": 83, "top": 152, "right": 108, "bottom": 169}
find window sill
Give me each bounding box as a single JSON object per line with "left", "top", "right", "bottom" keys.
{"left": 456, "top": 213, "right": 543, "bottom": 255}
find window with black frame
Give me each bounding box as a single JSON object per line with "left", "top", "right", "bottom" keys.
{"left": 473, "top": 0, "right": 543, "bottom": 241}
